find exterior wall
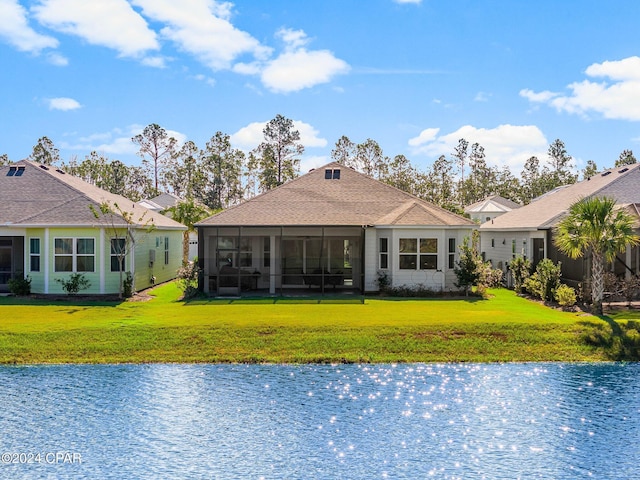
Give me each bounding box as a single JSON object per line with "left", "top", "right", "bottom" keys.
{"left": 9, "top": 226, "right": 182, "bottom": 295}
{"left": 480, "top": 230, "right": 544, "bottom": 271}
{"left": 134, "top": 230, "right": 183, "bottom": 291}
{"left": 375, "top": 227, "right": 474, "bottom": 292}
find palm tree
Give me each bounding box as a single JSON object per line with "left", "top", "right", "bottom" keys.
{"left": 554, "top": 196, "right": 640, "bottom": 314}
{"left": 165, "top": 199, "right": 212, "bottom": 265}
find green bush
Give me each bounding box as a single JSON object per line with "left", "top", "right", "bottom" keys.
{"left": 122, "top": 272, "right": 134, "bottom": 298}
{"left": 524, "top": 259, "right": 562, "bottom": 302}
{"left": 176, "top": 262, "right": 202, "bottom": 299}
{"left": 8, "top": 275, "right": 31, "bottom": 296}
{"left": 555, "top": 284, "right": 577, "bottom": 309}
{"left": 55, "top": 273, "right": 91, "bottom": 295}
{"left": 509, "top": 256, "right": 531, "bottom": 294}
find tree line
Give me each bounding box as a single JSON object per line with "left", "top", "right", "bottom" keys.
{"left": 1, "top": 114, "right": 637, "bottom": 215}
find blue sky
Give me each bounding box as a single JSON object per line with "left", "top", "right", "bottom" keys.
{"left": 2, "top": 0, "right": 640, "bottom": 175}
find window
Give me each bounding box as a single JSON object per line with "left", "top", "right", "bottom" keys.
{"left": 512, "top": 239, "right": 516, "bottom": 259}
{"left": 448, "top": 238, "right": 456, "bottom": 270}
{"left": 164, "top": 237, "right": 170, "bottom": 265}
{"left": 76, "top": 238, "right": 95, "bottom": 272}
{"left": 111, "top": 238, "right": 126, "bottom": 272}
{"left": 419, "top": 238, "right": 438, "bottom": 270}
{"left": 29, "top": 238, "right": 40, "bottom": 272}
{"left": 491, "top": 238, "right": 495, "bottom": 248}
{"left": 54, "top": 238, "right": 95, "bottom": 272}
{"left": 399, "top": 238, "right": 417, "bottom": 269}
{"left": 399, "top": 238, "right": 438, "bottom": 270}
{"left": 379, "top": 238, "right": 389, "bottom": 269}
{"left": 54, "top": 238, "right": 73, "bottom": 272}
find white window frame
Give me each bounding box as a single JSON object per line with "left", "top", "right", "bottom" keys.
{"left": 54, "top": 237, "right": 95, "bottom": 273}
{"left": 29, "top": 237, "right": 41, "bottom": 272}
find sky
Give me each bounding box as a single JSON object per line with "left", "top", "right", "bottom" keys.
{"left": 2, "top": 0, "right": 640, "bottom": 176}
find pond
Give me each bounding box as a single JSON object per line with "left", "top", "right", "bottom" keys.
{"left": 0, "top": 363, "right": 638, "bottom": 479}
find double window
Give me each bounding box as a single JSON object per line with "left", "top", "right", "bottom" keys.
{"left": 54, "top": 238, "right": 95, "bottom": 272}
{"left": 399, "top": 238, "right": 438, "bottom": 270}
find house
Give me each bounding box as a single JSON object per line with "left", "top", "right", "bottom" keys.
{"left": 464, "top": 195, "right": 520, "bottom": 224}
{"left": 479, "top": 164, "right": 640, "bottom": 286}
{"left": 140, "top": 192, "right": 198, "bottom": 261}
{"left": 196, "top": 163, "right": 476, "bottom": 296}
{"left": 0, "top": 160, "right": 186, "bottom": 295}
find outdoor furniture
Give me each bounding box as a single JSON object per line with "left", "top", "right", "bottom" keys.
{"left": 303, "top": 269, "right": 343, "bottom": 289}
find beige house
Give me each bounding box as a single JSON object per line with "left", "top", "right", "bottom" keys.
{"left": 0, "top": 160, "right": 186, "bottom": 295}
{"left": 479, "top": 164, "right": 640, "bottom": 286}
{"left": 196, "top": 163, "right": 476, "bottom": 295}
{"left": 464, "top": 195, "right": 520, "bottom": 224}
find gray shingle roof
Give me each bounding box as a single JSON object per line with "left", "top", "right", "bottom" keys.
{"left": 0, "top": 160, "right": 186, "bottom": 230}
{"left": 198, "top": 162, "right": 475, "bottom": 227}
{"left": 480, "top": 164, "right": 640, "bottom": 230}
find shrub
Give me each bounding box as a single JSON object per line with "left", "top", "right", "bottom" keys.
{"left": 509, "top": 256, "right": 531, "bottom": 294}
{"left": 55, "top": 273, "right": 91, "bottom": 295}
{"left": 454, "top": 235, "right": 482, "bottom": 295}
{"left": 177, "top": 261, "right": 202, "bottom": 299}
{"left": 376, "top": 270, "right": 391, "bottom": 293}
{"left": 555, "top": 284, "right": 577, "bottom": 309}
{"left": 524, "top": 259, "right": 562, "bottom": 302}
{"left": 479, "top": 263, "right": 503, "bottom": 288}
{"left": 8, "top": 274, "right": 31, "bottom": 296}
{"left": 122, "top": 271, "right": 134, "bottom": 298}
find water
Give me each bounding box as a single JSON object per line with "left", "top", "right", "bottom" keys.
{"left": 0, "top": 363, "right": 638, "bottom": 479}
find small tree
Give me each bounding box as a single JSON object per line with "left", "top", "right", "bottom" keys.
{"left": 164, "top": 199, "right": 210, "bottom": 265}
{"left": 555, "top": 196, "right": 640, "bottom": 314}
{"left": 454, "top": 233, "right": 483, "bottom": 296}
{"left": 509, "top": 256, "right": 532, "bottom": 294}
{"left": 91, "top": 201, "right": 155, "bottom": 299}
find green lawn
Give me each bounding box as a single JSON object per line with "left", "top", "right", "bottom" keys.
{"left": 0, "top": 283, "right": 634, "bottom": 364}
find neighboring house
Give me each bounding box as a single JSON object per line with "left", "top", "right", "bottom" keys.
{"left": 464, "top": 195, "right": 521, "bottom": 224}
{"left": 196, "top": 162, "right": 476, "bottom": 296}
{"left": 0, "top": 161, "right": 186, "bottom": 295}
{"left": 479, "top": 164, "right": 640, "bottom": 286}
{"left": 140, "top": 192, "right": 198, "bottom": 261}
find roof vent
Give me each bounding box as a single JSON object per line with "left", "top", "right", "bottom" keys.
{"left": 6, "top": 166, "right": 17, "bottom": 176}
{"left": 39, "top": 164, "right": 49, "bottom": 170}
{"left": 601, "top": 171, "right": 611, "bottom": 177}
{"left": 618, "top": 167, "right": 629, "bottom": 174}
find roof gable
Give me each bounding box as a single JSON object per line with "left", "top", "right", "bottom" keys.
{"left": 199, "top": 162, "right": 474, "bottom": 227}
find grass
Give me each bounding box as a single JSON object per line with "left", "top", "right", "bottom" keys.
{"left": 0, "top": 283, "right": 634, "bottom": 364}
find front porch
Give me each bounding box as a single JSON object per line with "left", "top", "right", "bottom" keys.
{"left": 200, "top": 226, "right": 364, "bottom": 296}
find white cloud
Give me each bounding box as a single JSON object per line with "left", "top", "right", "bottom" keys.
{"left": 259, "top": 28, "right": 349, "bottom": 93}
{"left": 521, "top": 56, "right": 640, "bottom": 121}
{"left": 408, "top": 128, "right": 440, "bottom": 147}
{"left": 409, "top": 124, "right": 548, "bottom": 172}
{"left": 0, "top": 0, "right": 58, "bottom": 52}
{"left": 394, "top": 0, "right": 422, "bottom": 4}
{"left": 132, "top": 0, "right": 270, "bottom": 70}
{"left": 46, "top": 51, "right": 68, "bottom": 66}
{"left": 48, "top": 97, "right": 81, "bottom": 110}
{"left": 230, "top": 119, "right": 327, "bottom": 151}
{"left": 474, "top": 91, "right": 491, "bottom": 102}
{"left": 32, "top": 0, "right": 159, "bottom": 58}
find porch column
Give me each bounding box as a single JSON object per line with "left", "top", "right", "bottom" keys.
{"left": 269, "top": 234, "right": 276, "bottom": 294}
{"left": 626, "top": 245, "right": 632, "bottom": 280}
{"left": 44, "top": 228, "right": 49, "bottom": 294}
{"left": 99, "top": 228, "right": 105, "bottom": 294}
